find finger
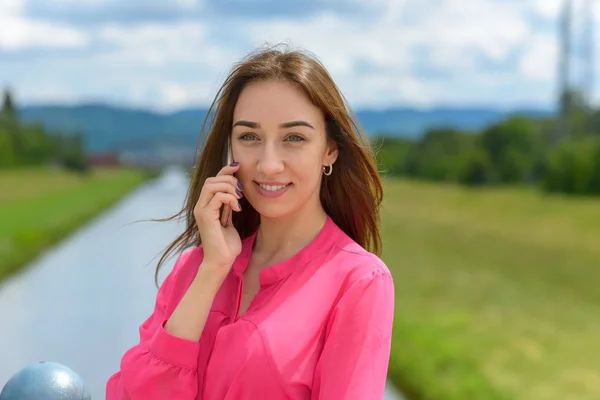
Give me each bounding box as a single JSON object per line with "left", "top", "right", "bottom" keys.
{"left": 207, "top": 192, "right": 242, "bottom": 216}
{"left": 216, "top": 162, "right": 241, "bottom": 177}
{"left": 205, "top": 175, "right": 243, "bottom": 189}
{"left": 225, "top": 204, "right": 234, "bottom": 227}
{"left": 198, "top": 181, "right": 242, "bottom": 209}
{"left": 220, "top": 204, "right": 231, "bottom": 227}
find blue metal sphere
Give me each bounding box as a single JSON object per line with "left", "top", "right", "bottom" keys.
{"left": 0, "top": 361, "right": 91, "bottom": 400}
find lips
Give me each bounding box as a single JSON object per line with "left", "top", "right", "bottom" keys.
{"left": 257, "top": 183, "right": 290, "bottom": 191}
{"left": 253, "top": 181, "right": 292, "bottom": 198}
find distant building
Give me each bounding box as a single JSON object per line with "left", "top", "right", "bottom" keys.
{"left": 88, "top": 152, "right": 120, "bottom": 167}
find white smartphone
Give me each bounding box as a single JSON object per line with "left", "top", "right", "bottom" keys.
{"left": 220, "top": 137, "right": 233, "bottom": 227}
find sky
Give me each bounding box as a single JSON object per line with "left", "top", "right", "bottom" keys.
{"left": 1, "top": 0, "right": 598, "bottom": 112}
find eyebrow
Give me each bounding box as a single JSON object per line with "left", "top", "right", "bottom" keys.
{"left": 232, "top": 120, "right": 315, "bottom": 130}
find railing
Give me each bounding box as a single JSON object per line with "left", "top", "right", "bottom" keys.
{"left": 0, "top": 362, "right": 90, "bottom": 400}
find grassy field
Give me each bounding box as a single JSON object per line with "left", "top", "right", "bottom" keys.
{"left": 381, "top": 177, "right": 600, "bottom": 400}
{"left": 0, "top": 167, "right": 155, "bottom": 282}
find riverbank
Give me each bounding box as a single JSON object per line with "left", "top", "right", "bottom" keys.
{"left": 0, "top": 167, "right": 157, "bottom": 283}
{"left": 382, "top": 177, "right": 600, "bottom": 400}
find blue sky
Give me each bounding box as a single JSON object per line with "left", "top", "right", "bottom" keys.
{"left": 1, "top": 0, "right": 597, "bottom": 112}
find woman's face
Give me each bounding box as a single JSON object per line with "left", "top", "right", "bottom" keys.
{"left": 231, "top": 80, "right": 338, "bottom": 220}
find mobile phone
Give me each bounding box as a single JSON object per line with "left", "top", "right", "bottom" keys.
{"left": 220, "top": 137, "right": 233, "bottom": 227}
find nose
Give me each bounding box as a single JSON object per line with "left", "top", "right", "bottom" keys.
{"left": 257, "top": 141, "right": 284, "bottom": 176}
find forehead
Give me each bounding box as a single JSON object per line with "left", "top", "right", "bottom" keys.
{"left": 233, "top": 80, "right": 324, "bottom": 127}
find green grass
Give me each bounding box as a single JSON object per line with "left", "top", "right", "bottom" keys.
{"left": 381, "top": 177, "right": 600, "bottom": 400}
{"left": 0, "top": 167, "right": 156, "bottom": 282}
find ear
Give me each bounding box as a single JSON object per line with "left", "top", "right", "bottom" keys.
{"left": 323, "top": 139, "right": 339, "bottom": 166}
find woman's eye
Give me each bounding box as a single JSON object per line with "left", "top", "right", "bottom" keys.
{"left": 239, "top": 133, "right": 257, "bottom": 140}
{"left": 286, "top": 134, "right": 305, "bottom": 142}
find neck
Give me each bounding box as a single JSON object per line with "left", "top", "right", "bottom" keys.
{"left": 253, "top": 202, "right": 328, "bottom": 263}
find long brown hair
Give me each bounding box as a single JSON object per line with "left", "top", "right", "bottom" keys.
{"left": 153, "top": 44, "right": 383, "bottom": 286}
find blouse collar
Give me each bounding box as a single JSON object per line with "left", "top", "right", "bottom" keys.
{"left": 232, "top": 215, "right": 337, "bottom": 286}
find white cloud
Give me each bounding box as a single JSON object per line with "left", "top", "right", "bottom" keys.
{"left": 0, "top": 20, "right": 87, "bottom": 50}
{"left": 98, "top": 23, "right": 207, "bottom": 66}
{"left": 427, "top": 46, "right": 479, "bottom": 71}
{"left": 531, "top": 0, "right": 600, "bottom": 26}
{"left": 158, "top": 81, "right": 219, "bottom": 108}
{"left": 409, "top": 0, "right": 530, "bottom": 60}
{"left": 95, "top": 20, "right": 242, "bottom": 74}
{"left": 0, "top": 0, "right": 88, "bottom": 50}
{"left": 48, "top": 0, "right": 108, "bottom": 4}
{"left": 237, "top": 0, "right": 537, "bottom": 107}
{"left": 532, "top": 0, "right": 562, "bottom": 20}
{"left": 350, "top": 74, "right": 438, "bottom": 108}
{"left": 519, "top": 33, "right": 558, "bottom": 82}
{"left": 45, "top": 0, "right": 202, "bottom": 7}
{"left": 5, "top": 77, "right": 86, "bottom": 106}
{"left": 172, "top": 0, "right": 201, "bottom": 9}
{"left": 1, "top": 0, "right": 23, "bottom": 13}
{"left": 161, "top": 82, "right": 190, "bottom": 106}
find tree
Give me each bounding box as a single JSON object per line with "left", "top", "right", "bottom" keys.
{"left": 456, "top": 144, "right": 493, "bottom": 186}
{"left": 60, "top": 132, "right": 89, "bottom": 173}
{"left": 480, "top": 116, "right": 544, "bottom": 184}
{"left": 373, "top": 137, "right": 414, "bottom": 176}
{"left": 0, "top": 125, "right": 16, "bottom": 166}
{"left": 541, "top": 136, "right": 600, "bottom": 195}
{"left": 406, "top": 127, "right": 477, "bottom": 182}
{"left": 1, "top": 88, "right": 17, "bottom": 122}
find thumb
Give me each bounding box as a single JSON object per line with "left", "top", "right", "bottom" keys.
{"left": 220, "top": 204, "right": 231, "bottom": 227}
{"left": 226, "top": 205, "right": 234, "bottom": 227}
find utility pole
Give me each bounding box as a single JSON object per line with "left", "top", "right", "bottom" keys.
{"left": 582, "top": 0, "right": 595, "bottom": 133}
{"left": 558, "top": 0, "right": 572, "bottom": 141}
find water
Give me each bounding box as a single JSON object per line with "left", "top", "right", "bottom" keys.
{"left": 0, "top": 167, "right": 403, "bottom": 399}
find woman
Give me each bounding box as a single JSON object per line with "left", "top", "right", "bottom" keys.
{"left": 106, "top": 44, "right": 395, "bottom": 400}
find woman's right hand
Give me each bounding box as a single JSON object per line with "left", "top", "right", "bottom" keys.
{"left": 194, "top": 162, "right": 244, "bottom": 275}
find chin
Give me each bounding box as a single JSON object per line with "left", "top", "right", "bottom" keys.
{"left": 251, "top": 203, "right": 298, "bottom": 220}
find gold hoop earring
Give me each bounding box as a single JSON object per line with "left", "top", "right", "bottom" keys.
{"left": 323, "top": 163, "right": 333, "bottom": 176}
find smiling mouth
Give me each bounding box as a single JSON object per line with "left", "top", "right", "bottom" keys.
{"left": 256, "top": 183, "right": 291, "bottom": 192}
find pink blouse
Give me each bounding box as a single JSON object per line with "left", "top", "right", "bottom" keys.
{"left": 106, "top": 215, "right": 395, "bottom": 399}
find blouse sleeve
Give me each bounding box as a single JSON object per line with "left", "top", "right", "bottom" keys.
{"left": 311, "top": 268, "right": 395, "bottom": 400}
{"left": 105, "top": 250, "right": 201, "bottom": 400}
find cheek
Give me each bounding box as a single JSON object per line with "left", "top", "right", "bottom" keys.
{"left": 234, "top": 166, "right": 251, "bottom": 184}
{"left": 232, "top": 149, "right": 253, "bottom": 178}
{"left": 295, "top": 161, "right": 323, "bottom": 186}
{"left": 292, "top": 150, "right": 322, "bottom": 171}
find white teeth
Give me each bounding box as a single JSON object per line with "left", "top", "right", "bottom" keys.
{"left": 259, "top": 184, "right": 288, "bottom": 191}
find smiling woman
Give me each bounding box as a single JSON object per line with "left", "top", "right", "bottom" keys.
{"left": 106, "top": 43, "right": 395, "bottom": 400}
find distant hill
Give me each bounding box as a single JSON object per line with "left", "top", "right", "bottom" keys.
{"left": 355, "top": 107, "right": 553, "bottom": 137}
{"left": 18, "top": 103, "right": 553, "bottom": 153}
